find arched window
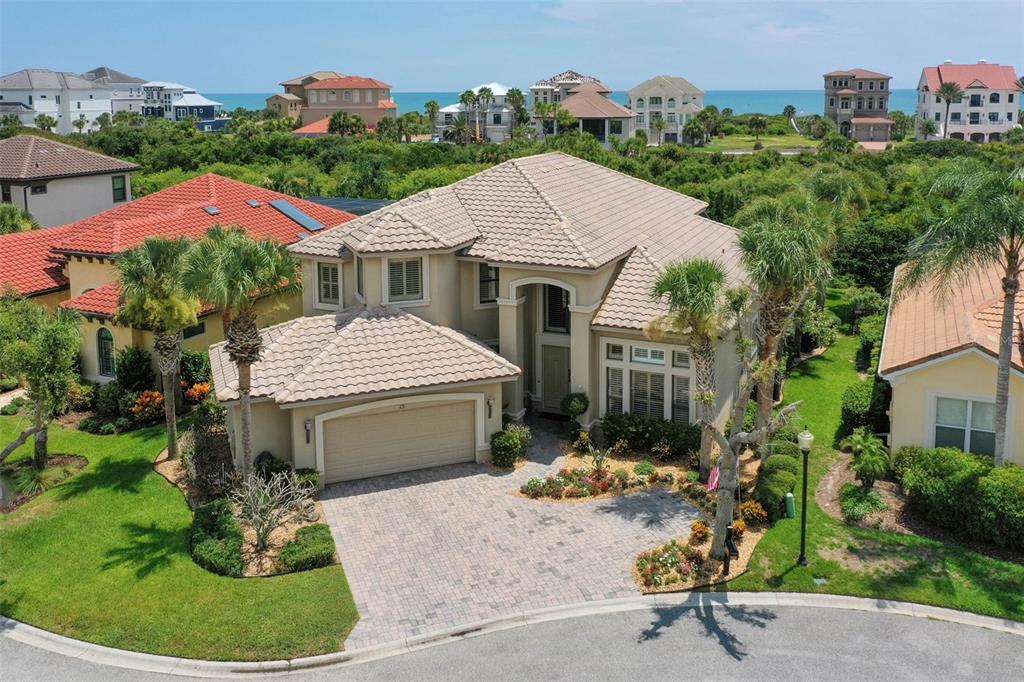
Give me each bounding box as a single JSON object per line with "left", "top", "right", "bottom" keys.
{"left": 989, "top": 93, "right": 1000, "bottom": 103}
{"left": 97, "top": 328, "right": 115, "bottom": 377}
{"left": 667, "top": 98, "right": 676, "bottom": 109}
{"left": 635, "top": 98, "right": 645, "bottom": 109}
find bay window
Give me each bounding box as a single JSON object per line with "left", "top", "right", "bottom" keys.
{"left": 600, "top": 338, "right": 694, "bottom": 423}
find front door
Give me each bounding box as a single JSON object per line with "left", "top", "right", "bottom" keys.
{"left": 541, "top": 345, "right": 571, "bottom": 412}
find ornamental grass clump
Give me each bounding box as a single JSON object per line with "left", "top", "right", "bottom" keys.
{"left": 230, "top": 471, "right": 310, "bottom": 552}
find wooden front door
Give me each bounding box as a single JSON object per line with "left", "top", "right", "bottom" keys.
{"left": 541, "top": 345, "right": 571, "bottom": 412}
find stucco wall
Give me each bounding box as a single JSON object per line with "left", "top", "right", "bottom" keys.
{"left": 458, "top": 260, "right": 499, "bottom": 341}
{"left": 66, "top": 257, "right": 118, "bottom": 297}
{"left": 886, "top": 352, "right": 1023, "bottom": 466}
{"left": 15, "top": 173, "right": 131, "bottom": 228}
{"left": 28, "top": 288, "right": 70, "bottom": 311}
{"left": 225, "top": 401, "right": 293, "bottom": 469}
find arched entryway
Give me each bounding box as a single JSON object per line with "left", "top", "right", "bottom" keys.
{"left": 839, "top": 121, "right": 851, "bottom": 138}
{"left": 950, "top": 132, "right": 965, "bottom": 141}
{"left": 989, "top": 132, "right": 1002, "bottom": 142}
{"left": 970, "top": 132, "right": 985, "bottom": 143}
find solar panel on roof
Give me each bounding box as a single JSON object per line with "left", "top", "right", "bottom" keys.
{"left": 203, "top": 205, "right": 220, "bottom": 215}
{"left": 306, "top": 196, "right": 394, "bottom": 216}
{"left": 269, "top": 198, "right": 324, "bottom": 231}
{"left": 245, "top": 199, "right": 261, "bottom": 207}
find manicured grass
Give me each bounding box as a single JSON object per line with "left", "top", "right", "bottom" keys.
{"left": 716, "top": 294, "right": 1024, "bottom": 621}
{"left": 696, "top": 132, "right": 815, "bottom": 153}
{"left": 0, "top": 418, "right": 358, "bottom": 661}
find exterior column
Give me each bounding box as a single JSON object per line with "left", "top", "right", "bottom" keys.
{"left": 497, "top": 295, "right": 526, "bottom": 419}
{"left": 569, "top": 305, "right": 596, "bottom": 428}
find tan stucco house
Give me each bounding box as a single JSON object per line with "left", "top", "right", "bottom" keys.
{"left": 267, "top": 71, "right": 397, "bottom": 128}
{"left": 879, "top": 263, "right": 1023, "bottom": 465}
{"left": 213, "top": 152, "right": 745, "bottom": 483}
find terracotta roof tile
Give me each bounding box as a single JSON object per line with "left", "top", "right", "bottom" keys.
{"left": 922, "top": 63, "right": 1020, "bottom": 91}
{"left": 306, "top": 76, "right": 391, "bottom": 90}
{"left": 210, "top": 308, "right": 521, "bottom": 404}
{"left": 0, "top": 135, "right": 139, "bottom": 181}
{"left": 824, "top": 68, "right": 891, "bottom": 79}
{"left": 58, "top": 281, "right": 217, "bottom": 318}
{"left": 0, "top": 226, "right": 75, "bottom": 296}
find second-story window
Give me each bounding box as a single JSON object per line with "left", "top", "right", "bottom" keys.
{"left": 635, "top": 98, "right": 644, "bottom": 109}
{"left": 649, "top": 96, "right": 662, "bottom": 106}
{"left": 667, "top": 98, "right": 676, "bottom": 109}
{"left": 478, "top": 263, "right": 498, "bottom": 304}
{"left": 387, "top": 257, "right": 423, "bottom": 302}
{"left": 970, "top": 94, "right": 982, "bottom": 107}
{"left": 317, "top": 262, "right": 340, "bottom": 307}
{"left": 544, "top": 285, "right": 570, "bottom": 334}
{"left": 111, "top": 175, "right": 126, "bottom": 202}
{"left": 343, "top": 91, "right": 353, "bottom": 101}
{"left": 989, "top": 93, "right": 1000, "bottom": 103}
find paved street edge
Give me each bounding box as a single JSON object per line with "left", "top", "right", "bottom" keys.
{"left": 3, "top": 592, "right": 1022, "bottom": 678}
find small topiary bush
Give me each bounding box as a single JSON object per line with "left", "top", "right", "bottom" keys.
{"left": 114, "top": 345, "right": 156, "bottom": 392}
{"left": 490, "top": 423, "right": 531, "bottom": 468}
{"left": 763, "top": 454, "right": 800, "bottom": 477}
{"left": 190, "top": 498, "right": 244, "bottom": 577}
{"left": 754, "top": 469, "right": 797, "bottom": 520}
{"left": 278, "top": 523, "right": 336, "bottom": 572}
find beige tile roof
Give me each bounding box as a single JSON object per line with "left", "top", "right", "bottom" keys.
{"left": 880, "top": 263, "right": 1024, "bottom": 375}
{"left": 0, "top": 135, "right": 139, "bottom": 181}
{"left": 558, "top": 91, "right": 635, "bottom": 119}
{"left": 210, "top": 308, "right": 521, "bottom": 405}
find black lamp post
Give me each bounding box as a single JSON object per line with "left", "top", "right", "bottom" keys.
{"left": 796, "top": 427, "right": 815, "bottom": 567}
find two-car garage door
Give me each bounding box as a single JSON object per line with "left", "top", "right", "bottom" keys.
{"left": 322, "top": 400, "right": 477, "bottom": 483}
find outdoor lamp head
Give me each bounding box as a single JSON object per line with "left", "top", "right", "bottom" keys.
{"left": 797, "top": 428, "right": 815, "bottom": 453}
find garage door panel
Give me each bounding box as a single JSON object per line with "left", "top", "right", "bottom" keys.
{"left": 323, "top": 400, "right": 476, "bottom": 482}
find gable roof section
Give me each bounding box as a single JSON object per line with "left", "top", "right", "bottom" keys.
{"left": 921, "top": 63, "right": 1020, "bottom": 91}
{"left": 824, "top": 68, "right": 891, "bottom": 79}
{"left": 210, "top": 308, "right": 521, "bottom": 404}
{"left": 880, "top": 263, "right": 1023, "bottom": 376}
{"left": 306, "top": 76, "right": 391, "bottom": 90}
{"left": 81, "top": 66, "right": 146, "bottom": 84}
{"left": 0, "top": 69, "right": 105, "bottom": 91}
{"left": 0, "top": 135, "right": 140, "bottom": 181}
{"left": 628, "top": 75, "right": 704, "bottom": 96}
{"left": 559, "top": 91, "right": 635, "bottom": 119}
{"left": 280, "top": 71, "right": 346, "bottom": 86}
{"left": 0, "top": 225, "right": 76, "bottom": 296}
{"left": 50, "top": 173, "right": 356, "bottom": 257}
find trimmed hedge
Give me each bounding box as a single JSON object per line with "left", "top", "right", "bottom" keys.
{"left": 755, "top": 469, "right": 797, "bottom": 520}
{"left": 190, "top": 499, "right": 244, "bottom": 577}
{"left": 600, "top": 412, "right": 700, "bottom": 461}
{"left": 763, "top": 454, "right": 800, "bottom": 477}
{"left": 278, "top": 524, "right": 336, "bottom": 572}
{"left": 839, "top": 378, "right": 889, "bottom": 436}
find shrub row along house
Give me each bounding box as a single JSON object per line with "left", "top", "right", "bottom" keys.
{"left": 0, "top": 172, "right": 356, "bottom": 382}
{"left": 210, "top": 152, "right": 744, "bottom": 483}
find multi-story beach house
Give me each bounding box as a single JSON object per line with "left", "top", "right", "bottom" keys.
{"left": 435, "top": 83, "right": 515, "bottom": 143}
{"left": 627, "top": 75, "right": 704, "bottom": 143}
{"left": 530, "top": 70, "right": 634, "bottom": 147}
{"left": 267, "top": 71, "right": 397, "bottom": 129}
{"left": 0, "top": 69, "right": 112, "bottom": 134}
{"left": 823, "top": 68, "right": 893, "bottom": 142}
{"left": 141, "top": 81, "right": 223, "bottom": 129}
{"left": 915, "top": 60, "right": 1021, "bottom": 142}
{"left": 81, "top": 66, "right": 146, "bottom": 114}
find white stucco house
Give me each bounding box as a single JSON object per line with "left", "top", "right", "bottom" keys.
{"left": 435, "top": 82, "right": 516, "bottom": 143}
{"left": 0, "top": 69, "right": 112, "bottom": 134}
{"left": 916, "top": 60, "right": 1021, "bottom": 142}
{"left": 211, "top": 152, "right": 745, "bottom": 484}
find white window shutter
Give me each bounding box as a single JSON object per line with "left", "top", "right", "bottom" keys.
{"left": 388, "top": 260, "right": 405, "bottom": 299}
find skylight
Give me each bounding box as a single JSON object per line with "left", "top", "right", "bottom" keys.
{"left": 203, "top": 205, "right": 220, "bottom": 215}
{"left": 246, "top": 199, "right": 261, "bottom": 207}
{"left": 269, "top": 198, "right": 323, "bottom": 231}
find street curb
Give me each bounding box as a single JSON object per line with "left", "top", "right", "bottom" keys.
{"left": 3, "top": 592, "right": 1022, "bottom": 678}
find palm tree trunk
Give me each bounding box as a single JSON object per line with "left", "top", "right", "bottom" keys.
{"left": 993, "top": 265, "right": 1019, "bottom": 465}
{"left": 32, "top": 399, "right": 47, "bottom": 470}
{"left": 694, "top": 335, "right": 716, "bottom": 483}
{"left": 755, "top": 333, "right": 778, "bottom": 431}
{"left": 943, "top": 103, "right": 950, "bottom": 140}
{"left": 162, "top": 371, "right": 179, "bottom": 460}
{"left": 238, "top": 362, "right": 253, "bottom": 472}
{"left": 154, "top": 330, "right": 183, "bottom": 459}
{"left": 710, "top": 445, "right": 739, "bottom": 560}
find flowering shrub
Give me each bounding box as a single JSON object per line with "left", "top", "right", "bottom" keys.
{"left": 130, "top": 390, "right": 164, "bottom": 423}
{"left": 739, "top": 500, "right": 769, "bottom": 526}
{"left": 688, "top": 519, "right": 711, "bottom": 545}
{"left": 572, "top": 431, "right": 592, "bottom": 452}
{"left": 731, "top": 519, "right": 747, "bottom": 537}
{"left": 636, "top": 539, "right": 708, "bottom": 587}
{"left": 185, "top": 382, "right": 211, "bottom": 404}
{"left": 520, "top": 462, "right": 672, "bottom": 500}
{"left": 610, "top": 439, "right": 630, "bottom": 458}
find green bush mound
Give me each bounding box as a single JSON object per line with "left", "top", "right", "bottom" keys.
{"left": 839, "top": 482, "right": 887, "bottom": 522}
{"left": 190, "top": 499, "right": 244, "bottom": 577}
{"left": 902, "top": 447, "right": 1024, "bottom": 550}
{"left": 490, "top": 423, "right": 531, "bottom": 468}
{"left": 278, "top": 524, "right": 337, "bottom": 573}
{"left": 599, "top": 412, "right": 700, "bottom": 461}
{"left": 755, "top": 467, "right": 797, "bottom": 520}
{"left": 763, "top": 454, "right": 800, "bottom": 477}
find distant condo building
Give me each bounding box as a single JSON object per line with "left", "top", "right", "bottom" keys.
{"left": 142, "top": 82, "right": 223, "bottom": 130}
{"left": 436, "top": 83, "right": 515, "bottom": 143}
{"left": 627, "top": 75, "right": 704, "bottom": 144}
{"left": 267, "top": 71, "right": 397, "bottom": 129}
{"left": 530, "top": 69, "right": 634, "bottom": 147}
{"left": 823, "top": 68, "right": 893, "bottom": 142}
{"left": 0, "top": 69, "right": 112, "bottom": 134}
{"left": 916, "top": 60, "right": 1021, "bottom": 142}
{"left": 81, "top": 66, "right": 146, "bottom": 114}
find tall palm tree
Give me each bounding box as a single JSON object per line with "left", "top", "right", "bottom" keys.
{"left": 182, "top": 226, "right": 299, "bottom": 471}
{"left": 683, "top": 118, "right": 705, "bottom": 146}
{"left": 896, "top": 162, "right": 1023, "bottom": 464}
{"left": 72, "top": 115, "right": 87, "bottom": 134}
{"left": 447, "top": 113, "right": 470, "bottom": 145}
{"left": 424, "top": 100, "right": 440, "bottom": 131}
{"left": 650, "top": 258, "right": 731, "bottom": 482}
{"left": 918, "top": 117, "right": 939, "bottom": 141}
{"left": 936, "top": 81, "right": 964, "bottom": 139}
{"left": 783, "top": 104, "right": 797, "bottom": 120}
{"left": 650, "top": 116, "right": 667, "bottom": 145}
{"left": 748, "top": 115, "right": 768, "bottom": 141}
{"left": 505, "top": 88, "right": 527, "bottom": 132}
{"left": 476, "top": 86, "right": 494, "bottom": 141}
{"left": 459, "top": 89, "right": 477, "bottom": 141}
{"left": 739, "top": 214, "right": 833, "bottom": 431}
{"left": 116, "top": 237, "right": 200, "bottom": 460}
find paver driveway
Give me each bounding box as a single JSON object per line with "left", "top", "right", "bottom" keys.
{"left": 320, "top": 423, "right": 699, "bottom": 649}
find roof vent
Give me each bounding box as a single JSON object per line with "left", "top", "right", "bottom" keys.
{"left": 203, "top": 205, "right": 220, "bottom": 215}
{"left": 978, "top": 58, "right": 987, "bottom": 64}
{"left": 245, "top": 199, "right": 261, "bottom": 207}
{"left": 296, "top": 233, "right": 310, "bottom": 240}
{"left": 269, "top": 198, "right": 324, "bottom": 231}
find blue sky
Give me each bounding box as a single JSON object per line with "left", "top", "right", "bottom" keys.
{"left": 2, "top": 1, "right": 1022, "bottom": 92}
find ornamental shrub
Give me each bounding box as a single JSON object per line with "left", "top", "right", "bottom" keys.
{"left": 77, "top": 416, "right": 99, "bottom": 433}
{"left": 98, "top": 423, "right": 116, "bottom": 435}
{"left": 0, "top": 376, "right": 18, "bottom": 391}
{"left": 190, "top": 498, "right": 244, "bottom": 577}
{"left": 755, "top": 469, "right": 797, "bottom": 520}
{"left": 838, "top": 482, "right": 887, "bottom": 522}
{"left": 763, "top": 454, "right": 800, "bottom": 478}
{"left": 560, "top": 392, "right": 589, "bottom": 420}
{"left": 901, "top": 447, "right": 990, "bottom": 528}
{"left": 688, "top": 519, "right": 711, "bottom": 544}
{"left": 95, "top": 381, "right": 125, "bottom": 420}
{"left": 891, "top": 445, "right": 923, "bottom": 485}
{"left": 294, "top": 468, "right": 321, "bottom": 493}
{"left": 114, "top": 345, "right": 155, "bottom": 392}
{"left": 254, "top": 452, "right": 292, "bottom": 480}
{"left": 633, "top": 460, "right": 656, "bottom": 477}
{"left": 179, "top": 349, "right": 212, "bottom": 386}
{"left": 184, "top": 382, "right": 211, "bottom": 404}
{"left": 599, "top": 412, "right": 699, "bottom": 460}
{"left": 739, "top": 500, "right": 769, "bottom": 526}
{"left": 970, "top": 466, "right": 1024, "bottom": 549}
{"left": 66, "top": 381, "right": 95, "bottom": 412}
{"left": 490, "top": 430, "right": 520, "bottom": 468}
{"left": 278, "top": 524, "right": 336, "bottom": 572}
{"left": 130, "top": 390, "right": 164, "bottom": 423}
{"left": 0, "top": 396, "right": 26, "bottom": 415}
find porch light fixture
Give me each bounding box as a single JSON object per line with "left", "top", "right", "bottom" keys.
{"left": 486, "top": 396, "right": 494, "bottom": 419}
{"left": 304, "top": 418, "right": 313, "bottom": 444}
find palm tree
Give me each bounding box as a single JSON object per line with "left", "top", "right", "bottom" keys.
{"left": 918, "top": 117, "right": 939, "bottom": 141}
{"left": 895, "top": 162, "right": 1023, "bottom": 465}
{"left": 182, "top": 226, "right": 299, "bottom": 471}
{"left": 447, "top": 113, "right": 470, "bottom": 145}
{"left": 33, "top": 114, "right": 57, "bottom": 132}
{"left": 116, "top": 237, "right": 200, "bottom": 460}
{"left": 748, "top": 115, "right": 768, "bottom": 141}
{"left": 533, "top": 101, "right": 550, "bottom": 139}
{"left": 476, "top": 86, "right": 494, "bottom": 141}
{"left": 783, "top": 104, "right": 797, "bottom": 120}
{"left": 650, "top": 116, "right": 667, "bottom": 145}
{"left": 683, "top": 118, "right": 705, "bottom": 146}
{"left": 424, "top": 99, "right": 440, "bottom": 131}
{"left": 459, "top": 89, "right": 477, "bottom": 141}
{"left": 95, "top": 112, "right": 111, "bottom": 130}
{"left": 739, "top": 214, "right": 833, "bottom": 431}
{"left": 0, "top": 204, "right": 38, "bottom": 234}
{"left": 935, "top": 81, "right": 964, "bottom": 139}
{"left": 650, "top": 258, "right": 731, "bottom": 482}
{"left": 505, "top": 88, "right": 527, "bottom": 132}
{"left": 72, "top": 115, "right": 87, "bottom": 134}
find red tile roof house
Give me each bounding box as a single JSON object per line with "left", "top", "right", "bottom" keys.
{"left": 915, "top": 61, "right": 1022, "bottom": 142}
{"left": 0, "top": 173, "right": 356, "bottom": 383}
{"left": 0, "top": 135, "right": 140, "bottom": 227}
{"left": 209, "top": 152, "right": 748, "bottom": 483}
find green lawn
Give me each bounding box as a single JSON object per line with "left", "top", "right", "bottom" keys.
{"left": 717, "top": 294, "right": 1024, "bottom": 621}
{"left": 696, "top": 132, "right": 815, "bottom": 153}
{"left": 0, "top": 418, "right": 358, "bottom": 661}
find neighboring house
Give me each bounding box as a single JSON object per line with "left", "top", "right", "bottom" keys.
{"left": 627, "top": 75, "right": 704, "bottom": 143}
{"left": 0, "top": 135, "right": 139, "bottom": 227}
{"left": 878, "top": 263, "right": 1023, "bottom": 466}
{"left": 212, "top": 152, "right": 743, "bottom": 483}
{"left": 141, "top": 81, "right": 225, "bottom": 130}
{"left": 0, "top": 173, "right": 355, "bottom": 382}
{"left": 0, "top": 69, "right": 112, "bottom": 134}
{"left": 80, "top": 66, "right": 146, "bottom": 114}
{"left": 916, "top": 60, "right": 1021, "bottom": 142}
{"left": 531, "top": 72, "right": 634, "bottom": 147}
{"left": 270, "top": 71, "right": 397, "bottom": 128}
{"left": 435, "top": 83, "right": 515, "bottom": 143}
{"left": 823, "top": 68, "right": 893, "bottom": 142}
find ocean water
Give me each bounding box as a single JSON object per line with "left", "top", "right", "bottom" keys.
{"left": 206, "top": 89, "right": 925, "bottom": 116}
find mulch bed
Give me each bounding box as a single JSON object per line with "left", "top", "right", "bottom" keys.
{"left": 634, "top": 525, "right": 768, "bottom": 593}
{"left": 817, "top": 451, "right": 1023, "bottom": 565}
{"left": 0, "top": 454, "right": 88, "bottom": 513}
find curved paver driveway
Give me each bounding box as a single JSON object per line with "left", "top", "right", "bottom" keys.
{"left": 320, "top": 424, "right": 700, "bottom": 649}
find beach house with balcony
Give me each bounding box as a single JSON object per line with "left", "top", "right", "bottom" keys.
{"left": 435, "top": 83, "right": 515, "bottom": 143}
{"left": 915, "top": 60, "right": 1021, "bottom": 142}
{"left": 530, "top": 71, "right": 634, "bottom": 147}
{"left": 0, "top": 69, "right": 112, "bottom": 134}
{"left": 627, "top": 75, "right": 704, "bottom": 144}
{"left": 269, "top": 71, "right": 397, "bottom": 129}
{"left": 823, "top": 68, "right": 893, "bottom": 142}
{"left": 81, "top": 66, "right": 146, "bottom": 114}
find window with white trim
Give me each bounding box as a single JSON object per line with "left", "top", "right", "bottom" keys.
{"left": 630, "top": 370, "right": 664, "bottom": 419}
{"left": 631, "top": 346, "right": 665, "bottom": 365}
{"left": 606, "top": 367, "right": 623, "bottom": 414}
{"left": 355, "top": 256, "right": 364, "bottom": 298}
{"left": 934, "top": 397, "right": 995, "bottom": 457}
{"left": 387, "top": 257, "right": 423, "bottom": 302}
{"left": 601, "top": 338, "right": 694, "bottom": 424}
{"left": 672, "top": 351, "right": 690, "bottom": 368}
{"left": 478, "top": 263, "right": 498, "bottom": 304}
{"left": 317, "top": 262, "right": 340, "bottom": 306}
{"left": 672, "top": 376, "right": 691, "bottom": 424}
{"left": 544, "top": 285, "right": 570, "bottom": 333}
{"left": 98, "top": 328, "right": 115, "bottom": 377}
{"left": 606, "top": 344, "right": 623, "bottom": 361}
